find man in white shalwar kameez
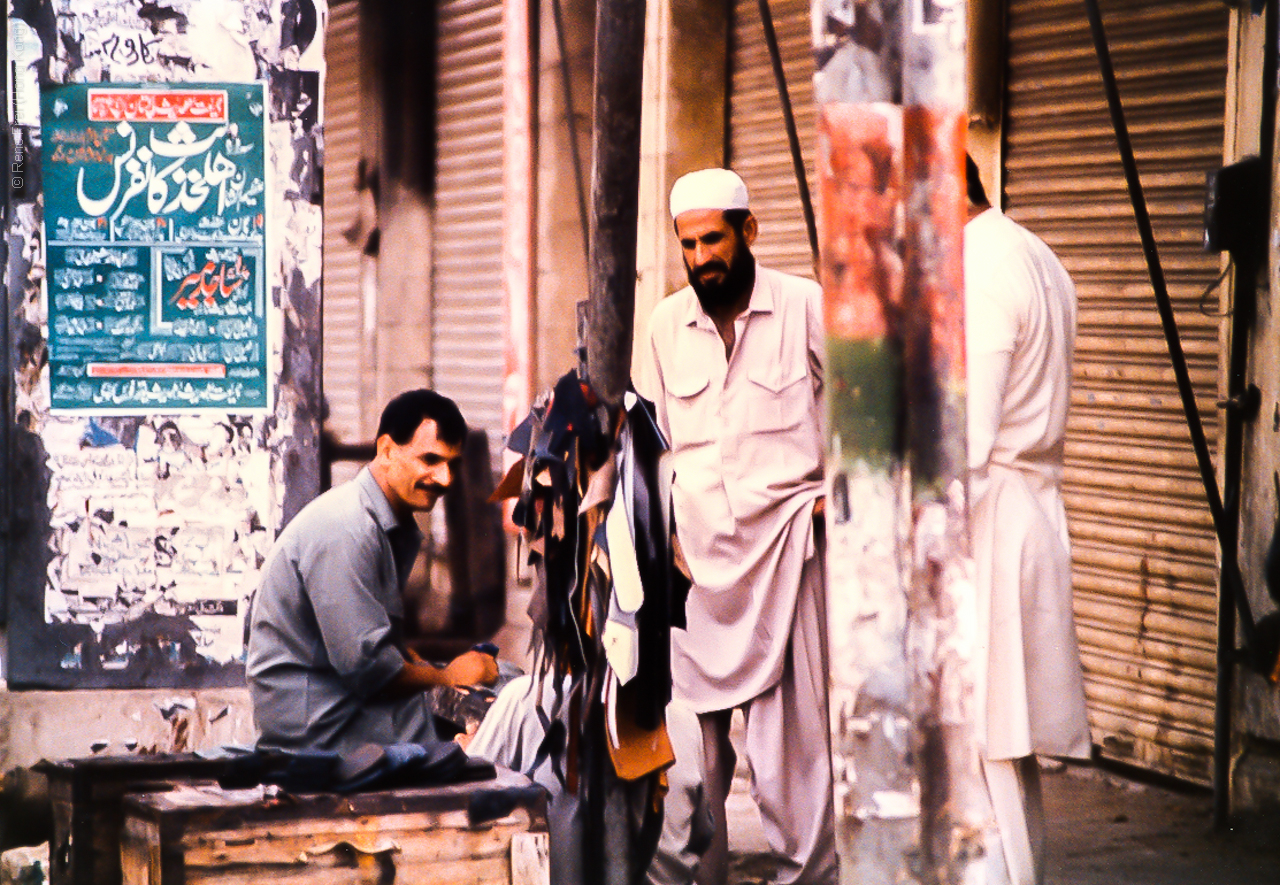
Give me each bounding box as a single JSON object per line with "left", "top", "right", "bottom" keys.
{"left": 964, "top": 156, "right": 1092, "bottom": 885}
{"left": 638, "top": 169, "right": 837, "bottom": 885}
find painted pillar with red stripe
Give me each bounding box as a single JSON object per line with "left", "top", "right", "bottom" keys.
{"left": 813, "top": 1, "right": 996, "bottom": 880}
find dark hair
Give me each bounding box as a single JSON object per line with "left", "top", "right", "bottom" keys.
{"left": 966, "top": 154, "right": 989, "bottom": 206}
{"left": 377, "top": 389, "right": 467, "bottom": 447}
{"left": 672, "top": 208, "right": 754, "bottom": 236}
{"left": 723, "top": 208, "right": 752, "bottom": 235}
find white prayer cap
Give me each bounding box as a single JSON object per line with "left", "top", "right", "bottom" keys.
{"left": 669, "top": 168, "right": 750, "bottom": 220}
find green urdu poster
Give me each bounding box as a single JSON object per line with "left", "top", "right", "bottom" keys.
{"left": 41, "top": 82, "right": 269, "bottom": 412}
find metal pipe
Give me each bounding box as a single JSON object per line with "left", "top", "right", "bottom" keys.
{"left": 1214, "top": 282, "right": 1251, "bottom": 829}
{"left": 757, "top": 0, "right": 819, "bottom": 265}
{"left": 502, "top": 0, "right": 538, "bottom": 461}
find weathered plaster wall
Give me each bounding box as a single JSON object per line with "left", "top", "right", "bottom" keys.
{"left": 1221, "top": 5, "right": 1280, "bottom": 812}
{"left": 358, "top": 0, "right": 434, "bottom": 420}
{"left": 533, "top": 0, "right": 591, "bottom": 389}
{"left": 0, "top": 685, "right": 259, "bottom": 848}
{"left": 2, "top": 0, "right": 325, "bottom": 822}
{"left": 0, "top": 688, "right": 257, "bottom": 769}
{"left": 373, "top": 184, "right": 432, "bottom": 407}
{"left": 533, "top": 0, "right": 727, "bottom": 389}
{"left": 634, "top": 0, "right": 728, "bottom": 356}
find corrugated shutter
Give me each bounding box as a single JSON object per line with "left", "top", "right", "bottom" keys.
{"left": 322, "top": 1, "right": 366, "bottom": 442}
{"left": 432, "top": 0, "right": 506, "bottom": 449}
{"left": 1004, "top": 0, "right": 1228, "bottom": 784}
{"left": 728, "top": 0, "right": 818, "bottom": 280}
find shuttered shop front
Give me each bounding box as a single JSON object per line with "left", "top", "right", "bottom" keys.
{"left": 728, "top": 0, "right": 817, "bottom": 280}
{"left": 322, "top": 1, "right": 366, "bottom": 443}
{"left": 432, "top": 0, "right": 506, "bottom": 452}
{"left": 1004, "top": 0, "right": 1228, "bottom": 783}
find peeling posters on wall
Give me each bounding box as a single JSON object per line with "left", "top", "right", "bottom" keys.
{"left": 41, "top": 83, "right": 269, "bottom": 413}
{"left": 43, "top": 415, "right": 273, "bottom": 668}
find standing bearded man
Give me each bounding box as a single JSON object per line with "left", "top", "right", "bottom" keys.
{"left": 638, "top": 169, "right": 837, "bottom": 885}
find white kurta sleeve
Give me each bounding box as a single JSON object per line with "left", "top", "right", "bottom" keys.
{"left": 965, "top": 252, "right": 1021, "bottom": 473}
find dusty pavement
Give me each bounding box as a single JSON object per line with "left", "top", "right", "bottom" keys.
{"left": 725, "top": 758, "right": 1280, "bottom": 884}
{"left": 499, "top": 598, "right": 1280, "bottom": 883}
{"left": 1041, "top": 761, "right": 1280, "bottom": 885}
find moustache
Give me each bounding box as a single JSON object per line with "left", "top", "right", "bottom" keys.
{"left": 695, "top": 260, "right": 729, "bottom": 277}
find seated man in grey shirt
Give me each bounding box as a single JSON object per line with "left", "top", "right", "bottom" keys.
{"left": 248, "top": 388, "right": 710, "bottom": 884}
{"left": 246, "top": 389, "right": 498, "bottom": 757}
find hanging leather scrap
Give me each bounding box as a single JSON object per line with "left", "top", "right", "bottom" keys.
{"left": 489, "top": 458, "right": 525, "bottom": 503}
{"left": 605, "top": 675, "right": 676, "bottom": 784}
{"left": 502, "top": 371, "right": 688, "bottom": 880}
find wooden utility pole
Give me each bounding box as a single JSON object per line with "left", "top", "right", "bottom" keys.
{"left": 813, "top": 1, "right": 996, "bottom": 881}
{"left": 582, "top": 3, "right": 648, "bottom": 885}
{"left": 585, "top": 0, "right": 646, "bottom": 408}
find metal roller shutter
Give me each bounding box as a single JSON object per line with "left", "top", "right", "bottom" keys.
{"left": 728, "top": 0, "right": 818, "bottom": 280}
{"left": 322, "top": 1, "right": 366, "bottom": 442}
{"left": 432, "top": 0, "right": 506, "bottom": 449}
{"left": 1004, "top": 0, "right": 1228, "bottom": 783}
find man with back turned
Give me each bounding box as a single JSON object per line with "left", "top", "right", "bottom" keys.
{"left": 965, "top": 156, "right": 1091, "bottom": 885}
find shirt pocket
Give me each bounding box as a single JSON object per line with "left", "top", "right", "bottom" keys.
{"left": 745, "top": 363, "right": 810, "bottom": 432}
{"left": 665, "top": 370, "right": 713, "bottom": 446}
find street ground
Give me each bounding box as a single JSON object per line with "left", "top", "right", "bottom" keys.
{"left": 498, "top": 587, "right": 1280, "bottom": 884}
{"left": 724, "top": 752, "right": 1280, "bottom": 884}
{"left": 1040, "top": 761, "right": 1280, "bottom": 885}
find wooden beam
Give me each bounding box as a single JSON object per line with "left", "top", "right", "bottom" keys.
{"left": 585, "top": 0, "right": 646, "bottom": 408}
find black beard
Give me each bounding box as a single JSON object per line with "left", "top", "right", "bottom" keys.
{"left": 688, "top": 251, "right": 756, "bottom": 312}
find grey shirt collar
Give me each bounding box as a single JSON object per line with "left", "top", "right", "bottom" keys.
{"left": 355, "top": 465, "right": 415, "bottom": 532}
{"left": 355, "top": 466, "right": 423, "bottom": 590}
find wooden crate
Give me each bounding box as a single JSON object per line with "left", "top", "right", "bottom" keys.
{"left": 37, "top": 754, "right": 238, "bottom": 885}
{"left": 119, "top": 768, "right": 549, "bottom": 885}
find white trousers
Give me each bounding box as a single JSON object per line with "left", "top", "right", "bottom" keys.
{"left": 982, "top": 755, "right": 1045, "bottom": 885}
{"left": 696, "top": 553, "right": 838, "bottom": 885}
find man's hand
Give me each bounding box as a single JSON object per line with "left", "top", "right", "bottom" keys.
{"left": 441, "top": 650, "right": 499, "bottom": 688}
{"left": 404, "top": 646, "right": 427, "bottom": 664}
{"left": 383, "top": 648, "right": 498, "bottom": 696}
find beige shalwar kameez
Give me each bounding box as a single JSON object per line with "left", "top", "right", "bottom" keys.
{"left": 640, "top": 265, "right": 837, "bottom": 885}
{"left": 966, "top": 207, "right": 1091, "bottom": 885}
